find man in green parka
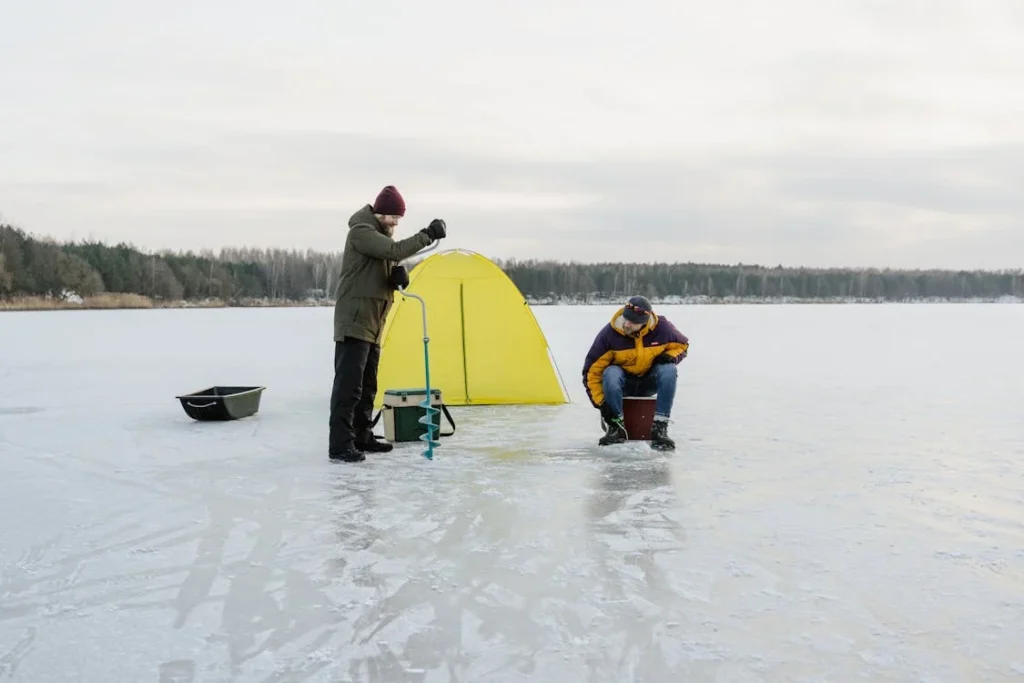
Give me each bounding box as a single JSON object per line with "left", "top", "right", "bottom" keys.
{"left": 329, "top": 185, "right": 447, "bottom": 462}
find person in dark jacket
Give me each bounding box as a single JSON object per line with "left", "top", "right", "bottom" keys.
{"left": 329, "top": 185, "right": 447, "bottom": 462}
{"left": 581, "top": 295, "right": 689, "bottom": 450}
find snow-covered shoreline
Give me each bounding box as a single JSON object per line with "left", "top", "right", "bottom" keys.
{"left": 524, "top": 294, "right": 1024, "bottom": 305}
{"left": 3, "top": 292, "right": 1022, "bottom": 312}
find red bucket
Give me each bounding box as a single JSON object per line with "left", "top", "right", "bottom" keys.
{"left": 622, "top": 396, "right": 656, "bottom": 440}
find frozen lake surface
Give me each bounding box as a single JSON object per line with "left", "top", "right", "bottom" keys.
{"left": 1, "top": 303, "right": 1022, "bottom": 682}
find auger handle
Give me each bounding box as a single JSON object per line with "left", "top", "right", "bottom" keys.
{"left": 398, "top": 237, "right": 440, "bottom": 267}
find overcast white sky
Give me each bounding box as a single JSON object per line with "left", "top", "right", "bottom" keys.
{"left": 2, "top": 0, "right": 1022, "bottom": 269}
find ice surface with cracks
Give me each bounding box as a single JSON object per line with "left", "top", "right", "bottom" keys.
{"left": 1, "top": 303, "right": 1022, "bottom": 682}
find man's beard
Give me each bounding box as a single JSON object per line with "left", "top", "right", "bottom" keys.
{"left": 383, "top": 224, "right": 395, "bottom": 237}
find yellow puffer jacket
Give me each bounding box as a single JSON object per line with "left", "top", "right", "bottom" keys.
{"left": 581, "top": 307, "right": 689, "bottom": 407}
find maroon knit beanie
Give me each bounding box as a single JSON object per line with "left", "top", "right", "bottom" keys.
{"left": 372, "top": 185, "right": 406, "bottom": 216}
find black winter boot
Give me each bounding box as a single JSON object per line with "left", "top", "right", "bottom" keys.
{"left": 329, "top": 444, "right": 366, "bottom": 462}
{"left": 355, "top": 431, "right": 393, "bottom": 453}
{"left": 599, "top": 416, "right": 628, "bottom": 446}
{"left": 650, "top": 419, "right": 675, "bottom": 451}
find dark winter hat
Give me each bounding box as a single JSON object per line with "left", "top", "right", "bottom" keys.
{"left": 372, "top": 185, "right": 406, "bottom": 216}
{"left": 622, "top": 295, "right": 653, "bottom": 324}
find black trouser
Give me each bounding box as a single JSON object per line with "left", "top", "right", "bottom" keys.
{"left": 329, "top": 337, "right": 380, "bottom": 452}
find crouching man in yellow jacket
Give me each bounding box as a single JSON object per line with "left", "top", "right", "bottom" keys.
{"left": 581, "top": 295, "right": 689, "bottom": 450}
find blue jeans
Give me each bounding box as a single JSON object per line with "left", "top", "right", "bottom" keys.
{"left": 602, "top": 363, "right": 677, "bottom": 419}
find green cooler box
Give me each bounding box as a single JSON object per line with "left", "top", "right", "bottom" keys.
{"left": 382, "top": 388, "right": 444, "bottom": 443}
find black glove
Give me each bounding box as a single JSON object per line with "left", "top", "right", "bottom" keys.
{"left": 598, "top": 401, "right": 619, "bottom": 423}
{"left": 654, "top": 353, "right": 675, "bottom": 364}
{"left": 389, "top": 264, "right": 410, "bottom": 290}
{"left": 420, "top": 218, "right": 447, "bottom": 241}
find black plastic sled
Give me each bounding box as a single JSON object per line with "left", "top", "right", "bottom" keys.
{"left": 176, "top": 386, "right": 266, "bottom": 421}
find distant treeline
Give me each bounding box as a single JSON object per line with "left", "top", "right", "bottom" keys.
{"left": 1, "top": 223, "right": 1021, "bottom": 304}
{"left": 0, "top": 224, "right": 344, "bottom": 303}
{"left": 498, "top": 259, "right": 1024, "bottom": 301}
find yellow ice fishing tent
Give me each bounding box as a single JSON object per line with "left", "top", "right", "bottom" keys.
{"left": 373, "top": 249, "right": 570, "bottom": 408}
